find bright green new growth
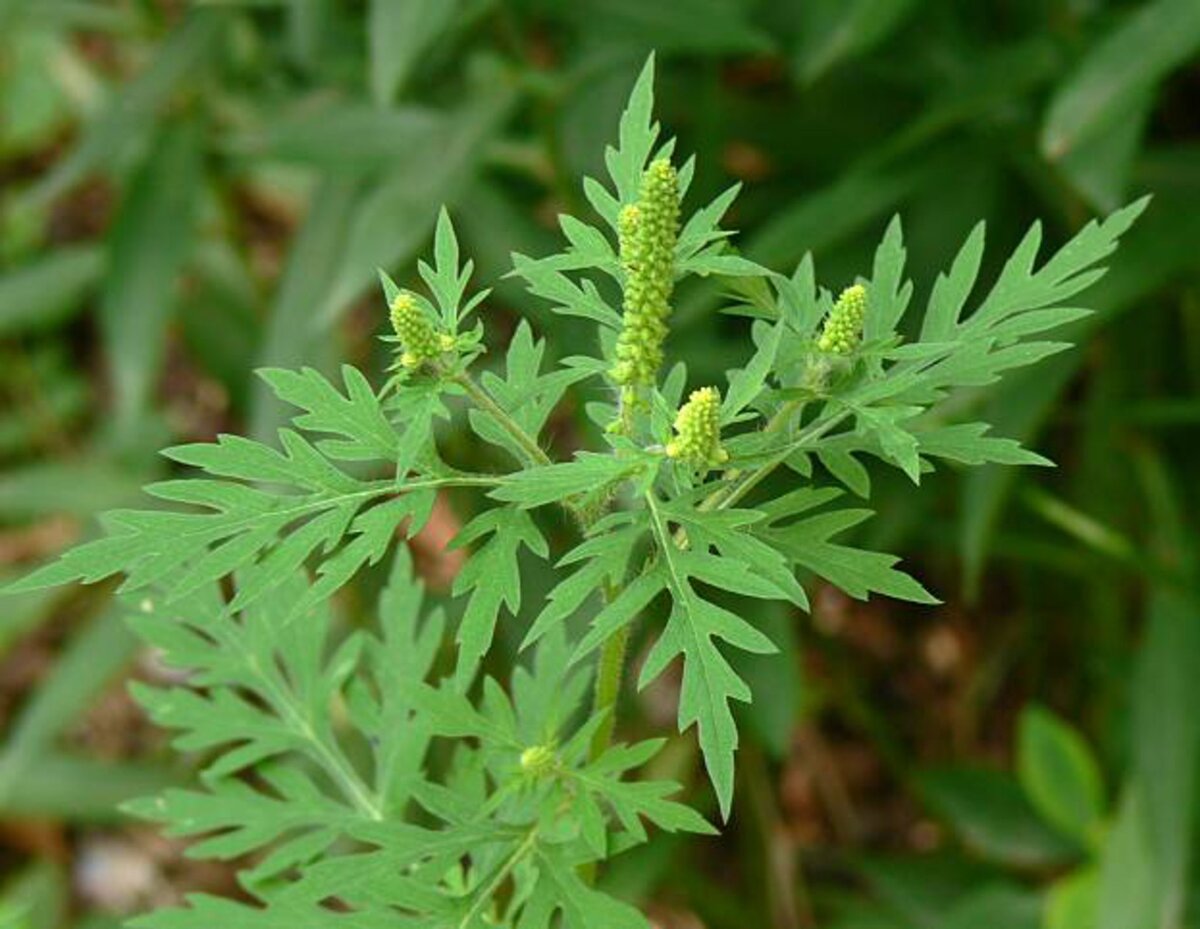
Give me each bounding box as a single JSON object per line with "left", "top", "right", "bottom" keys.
{"left": 520, "top": 743, "right": 559, "bottom": 777}
{"left": 667, "top": 386, "right": 728, "bottom": 467}
{"left": 389, "top": 290, "right": 441, "bottom": 368}
{"left": 612, "top": 158, "right": 680, "bottom": 392}
{"left": 818, "top": 283, "right": 868, "bottom": 354}
{"left": 0, "top": 53, "right": 1148, "bottom": 928}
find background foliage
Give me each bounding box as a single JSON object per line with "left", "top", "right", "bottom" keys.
{"left": 0, "top": 1, "right": 1197, "bottom": 928}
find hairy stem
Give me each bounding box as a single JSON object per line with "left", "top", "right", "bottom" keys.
{"left": 447, "top": 368, "right": 631, "bottom": 764}
{"left": 589, "top": 623, "right": 630, "bottom": 760}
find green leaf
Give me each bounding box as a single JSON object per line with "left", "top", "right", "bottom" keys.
{"left": 319, "top": 78, "right": 516, "bottom": 330}
{"left": 576, "top": 739, "right": 716, "bottom": 840}
{"left": 509, "top": 252, "right": 623, "bottom": 329}
{"left": 523, "top": 521, "right": 643, "bottom": 650}
{"left": 1046, "top": 867, "right": 1099, "bottom": 929}
{"left": 921, "top": 221, "right": 984, "bottom": 342}
{"left": 491, "top": 453, "right": 647, "bottom": 509}
{"left": 938, "top": 884, "right": 1041, "bottom": 929}
{"left": 0, "top": 861, "right": 66, "bottom": 929}
{"left": 639, "top": 492, "right": 777, "bottom": 819}
{"left": 1056, "top": 89, "right": 1154, "bottom": 211}
{"left": 918, "top": 767, "right": 1079, "bottom": 869}
{"left": 257, "top": 366, "right": 401, "bottom": 462}
{"left": 128, "top": 894, "right": 398, "bottom": 929}
{"left": 0, "top": 608, "right": 137, "bottom": 813}
{"left": 1016, "top": 704, "right": 1105, "bottom": 847}
{"left": 1130, "top": 590, "right": 1200, "bottom": 926}
{"left": 0, "top": 753, "right": 178, "bottom": 822}
{"left": 962, "top": 192, "right": 1187, "bottom": 592}
{"left": 0, "top": 246, "right": 102, "bottom": 337}
{"left": 368, "top": 0, "right": 460, "bottom": 104}
{"left": 226, "top": 104, "right": 442, "bottom": 172}
{"left": 16, "top": 10, "right": 224, "bottom": 211}
{"left": 857, "top": 853, "right": 996, "bottom": 928}
{"left": 4, "top": 414, "right": 419, "bottom": 612}
{"left": 585, "top": 53, "right": 660, "bottom": 228}
{"left": 99, "top": 117, "right": 203, "bottom": 444}
{"left": 967, "top": 198, "right": 1150, "bottom": 337}
{"left": 862, "top": 214, "right": 912, "bottom": 343}
{"left": 722, "top": 320, "right": 782, "bottom": 424}
{"left": 123, "top": 568, "right": 417, "bottom": 877}
{"left": 470, "top": 321, "right": 593, "bottom": 461}
{"left": 734, "top": 602, "right": 802, "bottom": 760}
{"left": 794, "top": 0, "right": 920, "bottom": 82}
{"left": 530, "top": 845, "right": 648, "bottom": 929}
{"left": 450, "top": 507, "right": 548, "bottom": 687}
{"left": 1041, "top": 0, "right": 1200, "bottom": 161}
{"left": 0, "top": 458, "right": 146, "bottom": 520}
{"left": 1096, "top": 791, "right": 1161, "bottom": 929}
{"left": 758, "top": 493, "right": 937, "bottom": 605}
{"left": 665, "top": 503, "right": 808, "bottom": 608}
{"left": 915, "top": 423, "right": 1052, "bottom": 468}
{"left": 852, "top": 404, "right": 922, "bottom": 483}
{"left": 0, "top": 23, "right": 71, "bottom": 152}
{"left": 249, "top": 178, "right": 360, "bottom": 441}
{"left": 746, "top": 155, "right": 947, "bottom": 271}
{"left": 418, "top": 207, "right": 485, "bottom": 329}
{"left": 816, "top": 447, "right": 871, "bottom": 498}
{"left": 677, "top": 183, "right": 741, "bottom": 267}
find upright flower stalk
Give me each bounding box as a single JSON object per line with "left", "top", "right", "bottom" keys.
{"left": 667, "top": 386, "right": 728, "bottom": 468}
{"left": 389, "top": 291, "right": 441, "bottom": 369}
{"left": 612, "top": 158, "right": 680, "bottom": 421}
{"left": 818, "top": 283, "right": 868, "bottom": 355}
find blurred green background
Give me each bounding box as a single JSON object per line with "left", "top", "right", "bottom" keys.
{"left": 1, "top": 1, "right": 1198, "bottom": 928}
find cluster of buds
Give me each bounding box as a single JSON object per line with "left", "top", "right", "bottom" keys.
{"left": 389, "top": 291, "right": 446, "bottom": 369}
{"left": 817, "top": 283, "right": 868, "bottom": 355}
{"left": 612, "top": 158, "right": 681, "bottom": 391}
{"left": 519, "top": 743, "right": 558, "bottom": 779}
{"left": 667, "top": 387, "right": 729, "bottom": 468}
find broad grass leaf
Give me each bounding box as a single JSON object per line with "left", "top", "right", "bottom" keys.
{"left": 1017, "top": 705, "right": 1105, "bottom": 847}
{"left": 100, "top": 118, "right": 203, "bottom": 445}
{"left": 1042, "top": 0, "right": 1200, "bottom": 161}
{"left": 0, "top": 246, "right": 102, "bottom": 337}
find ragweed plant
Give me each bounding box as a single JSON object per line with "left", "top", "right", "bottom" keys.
{"left": 5, "top": 56, "right": 1146, "bottom": 927}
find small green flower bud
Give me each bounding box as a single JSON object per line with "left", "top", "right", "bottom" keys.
{"left": 817, "top": 284, "right": 867, "bottom": 355}
{"left": 389, "top": 291, "right": 440, "bottom": 368}
{"left": 667, "top": 386, "right": 729, "bottom": 468}
{"left": 519, "top": 744, "right": 557, "bottom": 778}
{"left": 612, "top": 159, "right": 680, "bottom": 390}
{"left": 618, "top": 203, "right": 641, "bottom": 261}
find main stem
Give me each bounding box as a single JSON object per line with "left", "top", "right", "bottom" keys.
{"left": 589, "top": 622, "right": 629, "bottom": 759}
{"left": 448, "top": 372, "right": 846, "bottom": 770}
{"left": 449, "top": 369, "right": 625, "bottom": 749}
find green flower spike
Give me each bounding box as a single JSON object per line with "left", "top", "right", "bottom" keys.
{"left": 612, "top": 158, "right": 680, "bottom": 391}
{"left": 817, "top": 283, "right": 868, "bottom": 355}
{"left": 389, "top": 291, "right": 440, "bottom": 369}
{"left": 667, "top": 386, "right": 729, "bottom": 468}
